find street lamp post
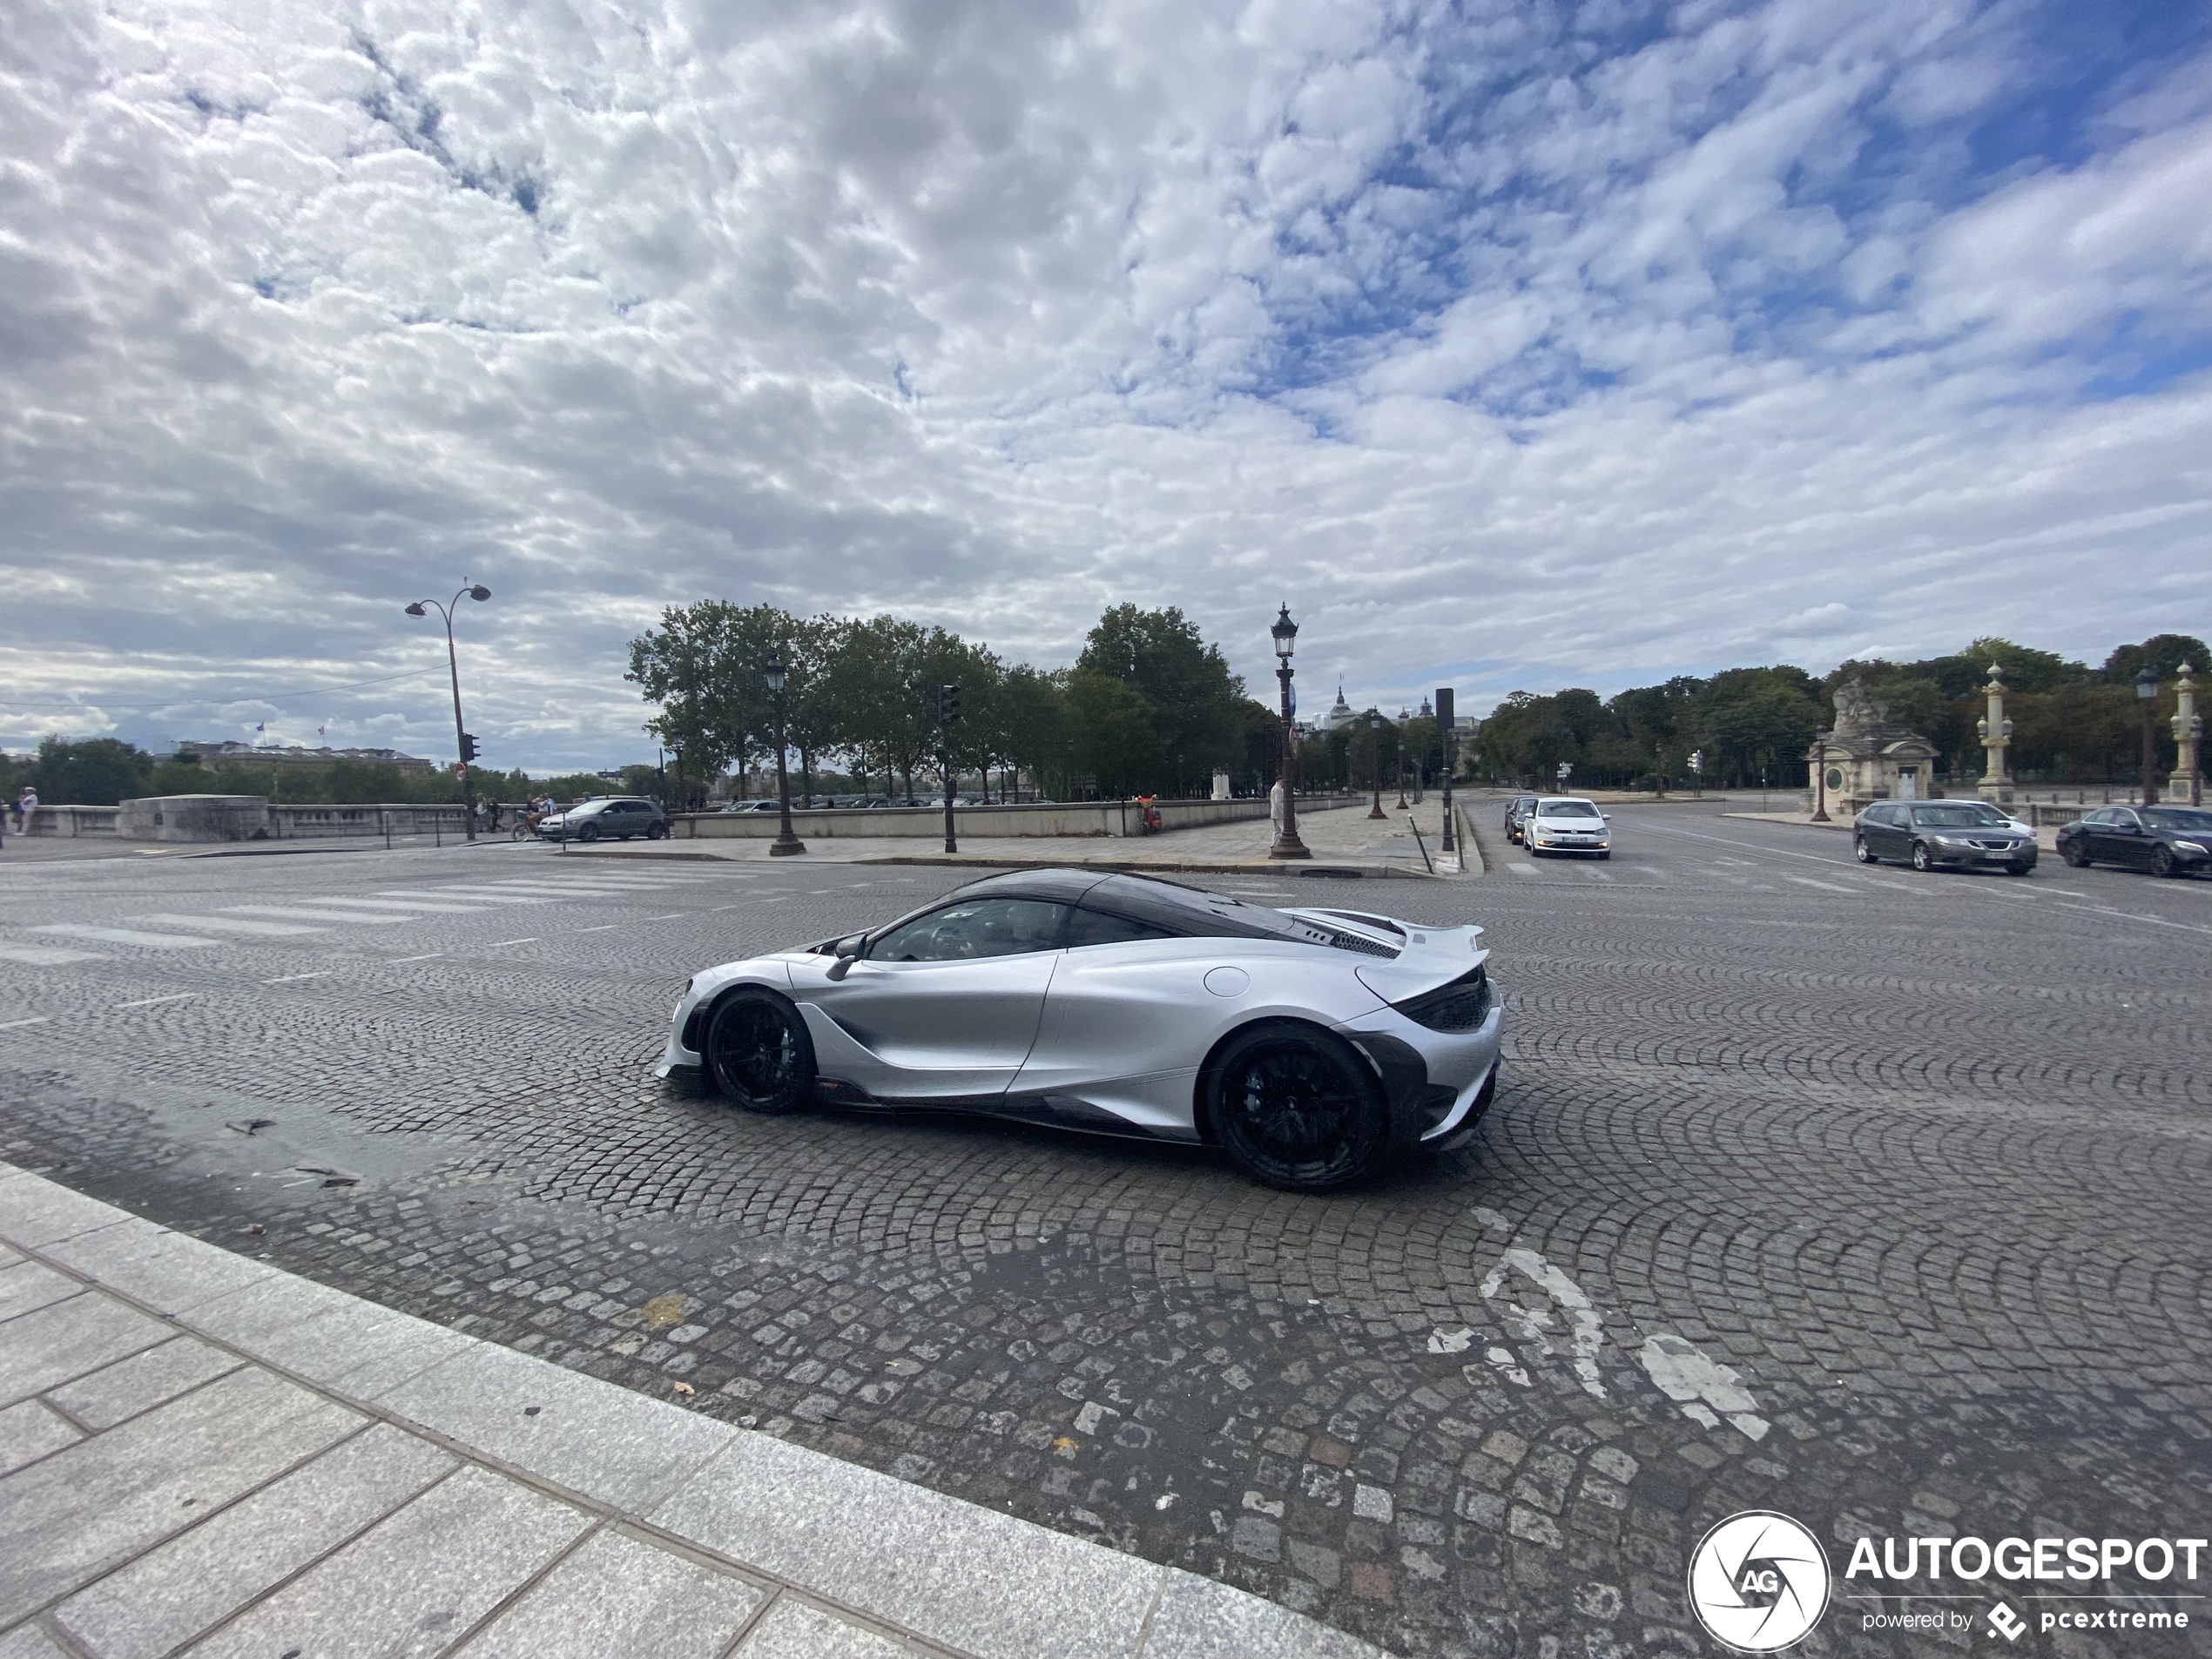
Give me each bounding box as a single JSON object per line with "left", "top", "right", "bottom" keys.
{"left": 1394, "top": 709, "right": 1410, "bottom": 810}
{"left": 404, "top": 583, "right": 491, "bottom": 842}
{"left": 765, "top": 660, "right": 806, "bottom": 857}
{"left": 1366, "top": 711, "right": 1388, "bottom": 819}
{"left": 2137, "top": 664, "right": 2161, "bottom": 806}
{"left": 1267, "top": 606, "right": 1311, "bottom": 860}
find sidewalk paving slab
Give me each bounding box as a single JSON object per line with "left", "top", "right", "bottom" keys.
{"left": 0, "top": 1163, "right": 1393, "bottom": 1659}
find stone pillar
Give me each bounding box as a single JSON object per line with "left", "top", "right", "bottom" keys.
{"left": 1975, "top": 664, "right": 2013, "bottom": 806}
{"left": 2171, "top": 662, "right": 2203, "bottom": 807}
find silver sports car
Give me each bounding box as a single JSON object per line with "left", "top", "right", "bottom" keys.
{"left": 658, "top": 870, "right": 1503, "bottom": 1191}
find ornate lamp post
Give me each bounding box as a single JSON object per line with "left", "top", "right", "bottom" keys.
{"left": 403, "top": 583, "right": 491, "bottom": 841}
{"left": 1394, "top": 708, "right": 1410, "bottom": 810}
{"left": 1267, "top": 605, "right": 1311, "bottom": 860}
{"left": 2137, "top": 664, "right": 2162, "bottom": 806}
{"left": 765, "top": 659, "right": 806, "bottom": 857}
{"left": 1975, "top": 664, "right": 2014, "bottom": 806}
{"left": 1810, "top": 738, "right": 1830, "bottom": 822}
{"left": 1365, "top": 711, "right": 1388, "bottom": 819}
{"left": 2171, "top": 663, "right": 2202, "bottom": 807}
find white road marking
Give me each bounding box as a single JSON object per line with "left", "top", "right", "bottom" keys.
{"left": 1784, "top": 874, "right": 1860, "bottom": 895}
{"left": 1583, "top": 867, "right": 1614, "bottom": 881}
{"left": 0, "top": 946, "right": 104, "bottom": 966}
{"left": 1637, "top": 1333, "right": 1770, "bottom": 1440}
{"left": 575, "top": 925, "right": 618, "bottom": 933}
{"left": 33, "top": 926, "right": 216, "bottom": 949}
{"left": 307, "top": 897, "right": 484, "bottom": 914}
{"left": 384, "top": 952, "right": 444, "bottom": 963}
{"left": 380, "top": 889, "right": 547, "bottom": 905}
{"left": 138, "top": 914, "right": 325, "bottom": 938}
{"left": 486, "top": 937, "right": 539, "bottom": 948}
{"left": 262, "top": 971, "right": 335, "bottom": 985}
{"left": 220, "top": 907, "right": 413, "bottom": 925}
{"left": 1507, "top": 863, "right": 1537, "bottom": 875}
{"left": 0, "top": 1016, "right": 52, "bottom": 1029}
{"left": 644, "top": 913, "right": 685, "bottom": 921}
{"left": 117, "top": 993, "right": 196, "bottom": 1009}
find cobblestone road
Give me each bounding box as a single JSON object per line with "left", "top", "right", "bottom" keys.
{"left": 2, "top": 808, "right": 2208, "bottom": 1656}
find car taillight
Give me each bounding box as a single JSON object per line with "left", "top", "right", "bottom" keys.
{"left": 1394, "top": 966, "right": 1491, "bottom": 1032}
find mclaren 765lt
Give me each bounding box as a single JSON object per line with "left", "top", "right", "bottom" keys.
{"left": 658, "top": 869, "right": 1503, "bottom": 1191}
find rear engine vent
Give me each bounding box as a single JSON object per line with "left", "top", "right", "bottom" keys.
{"left": 1393, "top": 965, "right": 1491, "bottom": 1031}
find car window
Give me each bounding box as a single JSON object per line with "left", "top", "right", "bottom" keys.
{"left": 2111, "top": 810, "right": 2141, "bottom": 830}
{"left": 1910, "top": 805, "right": 2006, "bottom": 827}
{"left": 1067, "top": 908, "right": 1176, "bottom": 948}
{"left": 868, "top": 899, "right": 1069, "bottom": 962}
{"left": 1541, "top": 801, "right": 1602, "bottom": 819}
{"left": 2143, "top": 808, "right": 2212, "bottom": 833}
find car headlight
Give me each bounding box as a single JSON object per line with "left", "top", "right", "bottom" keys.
{"left": 2177, "top": 840, "right": 2208, "bottom": 855}
{"left": 1931, "top": 834, "right": 1965, "bottom": 846}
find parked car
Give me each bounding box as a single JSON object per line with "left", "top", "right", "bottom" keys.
{"left": 541, "top": 796, "right": 669, "bottom": 842}
{"left": 1503, "top": 794, "right": 1539, "bottom": 844}
{"left": 2056, "top": 805, "right": 2212, "bottom": 877}
{"left": 659, "top": 869, "right": 1504, "bottom": 1192}
{"left": 1522, "top": 797, "right": 1611, "bottom": 858}
{"left": 1853, "top": 800, "right": 2036, "bottom": 873}
{"left": 718, "top": 799, "right": 781, "bottom": 813}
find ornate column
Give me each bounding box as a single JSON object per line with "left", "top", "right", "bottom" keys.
{"left": 1975, "top": 664, "right": 2013, "bottom": 806}
{"left": 2171, "top": 662, "right": 2203, "bottom": 807}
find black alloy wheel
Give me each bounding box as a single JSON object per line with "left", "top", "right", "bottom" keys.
{"left": 1854, "top": 836, "right": 1877, "bottom": 863}
{"left": 2152, "top": 845, "right": 2179, "bottom": 879}
{"left": 1206, "top": 1023, "right": 1405, "bottom": 1191}
{"left": 1911, "top": 841, "right": 1933, "bottom": 872}
{"left": 576, "top": 822, "right": 601, "bottom": 843}
{"left": 704, "top": 989, "right": 817, "bottom": 1113}
{"left": 647, "top": 821, "right": 670, "bottom": 840}
{"left": 2062, "top": 840, "right": 2092, "bottom": 867}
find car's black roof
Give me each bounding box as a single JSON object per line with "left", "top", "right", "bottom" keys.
{"left": 946, "top": 868, "right": 1348, "bottom": 947}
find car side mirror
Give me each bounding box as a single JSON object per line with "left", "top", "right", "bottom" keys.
{"left": 826, "top": 936, "right": 864, "bottom": 981}
{"left": 1601, "top": 814, "right": 1611, "bottom": 823}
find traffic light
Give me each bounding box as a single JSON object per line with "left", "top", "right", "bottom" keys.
{"left": 940, "top": 684, "right": 961, "bottom": 725}
{"left": 459, "top": 732, "right": 479, "bottom": 763}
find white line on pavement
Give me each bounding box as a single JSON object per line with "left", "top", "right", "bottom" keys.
{"left": 0, "top": 946, "right": 104, "bottom": 966}
{"left": 138, "top": 914, "right": 327, "bottom": 938}
{"left": 32, "top": 926, "right": 217, "bottom": 948}
{"left": 0, "top": 1016, "right": 51, "bottom": 1029}
{"left": 262, "top": 971, "right": 334, "bottom": 985}
{"left": 1784, "top": 875, "right": 1861, "bottom": 895}
{"left": 575, "top": 925, "right": 618, "bottom": 933}
{"left": 307, "top": 897, "right": 485, "bottom": 914}
{"left": 222, "top": 906, "right": 415, "bottom": 925}
{"left": 644, "top": 913, "right": 685, "bottom": 921}
{"left": 117, "top": 993, "right": 195, "bottom": 1009}
{"left": 384, "top": 952, "right": 444, "bottom": 962}
{"left": 380, "top": 889, "right": 548, "bottom": 905}
{"left": 486, "top": 937, "right": 539, "bottom": 948}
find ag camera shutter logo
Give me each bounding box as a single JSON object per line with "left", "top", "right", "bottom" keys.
{"left": 1688, "top": 1511, "right": 1831, "bottom": 1651}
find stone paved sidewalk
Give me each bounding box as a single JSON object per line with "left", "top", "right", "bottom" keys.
{"left": 0, "top": 1163, "right": 1382, "bottom": 1659}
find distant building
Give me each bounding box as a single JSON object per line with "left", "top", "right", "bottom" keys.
{"left": 179, "top": 740, "right": 435, "bottom": 774}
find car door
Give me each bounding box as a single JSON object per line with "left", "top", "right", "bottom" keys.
{"left": 786, "top": 897, "right": 1069, "bottom": 1101}
{"left": 1865, "top": 805, "right": 1899, "bottom": 859}
{"left": 2101, "top": 808, "right": 2148, "bottom": 867}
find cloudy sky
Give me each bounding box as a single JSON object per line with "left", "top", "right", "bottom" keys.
{"left": 3, "top": 0, "right": 2208, "bottom": 769}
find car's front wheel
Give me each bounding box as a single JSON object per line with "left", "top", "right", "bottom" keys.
{"left": 2061, "top": 840, "right": 2091, "bottom": 867}
{"left": 576, "top": 823, "right": 600, "bottom": 843}
{"left": 1204, "top": 1022, "right": 1406, "bottom": 1192}
{"left": 1911, "top": 842, "right": 1933, "bottom": 872}
{"left": 2152, "top": 846, "right": 2179, "bottom": 879}
{"left": 704, "top": 989, "right": 817, "bottom": 1113}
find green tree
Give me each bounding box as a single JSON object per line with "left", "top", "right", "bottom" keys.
{"left": 1062, "top": 670, "right": 1161, "bottom": 798}
{"left": 28, "top": 738, "right": 152, "bottom": 806}
{"left": 1076, "top": 604, "right": 1246, "bottom": 793}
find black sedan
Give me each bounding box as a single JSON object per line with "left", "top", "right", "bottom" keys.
{"left": 1853, "top": 800, "right": 2037, "bottom": 873}
{"left": 2057, "top": 806, "right": 2212, "bottom": 877}
{"left": 1503, "top": 794, "right": 1539, "bottom": 845}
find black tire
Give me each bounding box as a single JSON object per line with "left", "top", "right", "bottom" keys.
{"left": 1910, "top": 841, "right": 1933, "bottom": 873}
{"left": 646, "top": 821, "right": 669, "bottom": 840}
{"left": 704, "top": 989, "right": 816, "bottom": 1113}
{"left": 1854, "top": 836, "right": 1877, "bottom": 864}
{"left": 2062, "top": 840, "right": 2092, "bottom": 867}
{"left": 1204, "top": 1022, "right": 1406, "bottom": 1192}
{"left": 577, "top": 822, "right": 601, "bottom": 844}
{"left": 2152, "top": 845, "right": 2179, "bottom": 879}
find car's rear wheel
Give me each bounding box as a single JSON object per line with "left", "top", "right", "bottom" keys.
{"left": 1205, "top": 1022, "right": 1405, "bottom": 1192}
{"left": 2152, "top": 846, "right": 2179, "bottom": 879}
{"left": 1910, "top": 841, "right": 1933, "bottom": 872}
{"left": 704, "top": 989, "right": 816, "bottom": 1113}
{"left": 646, "top": 821, "right": 669, "bottom": 840}
{"left": 2062, "top": 840, "right": 2092, "bottom": 867}
{"left": 1854, "top": 836, "right": 1877, "bottom": 863}
{"left": 577, "top": 823, "right": 600, "bottom": 844}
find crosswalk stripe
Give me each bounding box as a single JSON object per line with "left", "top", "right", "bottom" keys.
{"left": 221, "top": 906, "right": 415, "bottom": 925}
{"left": 1784, "top": 874, "right": 1860, "bottom": 895}
{"left": 32, "top": 926, "right": 216, "bottom": 949}
{"left": 118, "top": 993, "right": 196, "bottom": 1008}
{"left": 0, "top": 1015, "right": 52, "bottom": 1028}
{"left": 0, "top": 947, "right": 102, "bottom": 966}
{"left": 1507, "top": 863, "right": 1537, "bottom": 875}
{"left": 378, "top": 889, "right": 547, "bottom": 905}
{"left": 482, "top": 886, "right": 639, "bottom": 899}
{"left": 139, "top": 914, "right": 326, "bottom": 938}
{"left": 307, "top": 897, "right": 486, "bottom": 914}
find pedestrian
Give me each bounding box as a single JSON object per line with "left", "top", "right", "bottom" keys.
{"left": 13, "top": 786, "right": 37, "bottom": 834}
{"left": 1268, "top": 777, "right": 1285, "bottom": 840}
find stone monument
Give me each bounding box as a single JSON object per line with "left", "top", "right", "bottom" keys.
{"left": 1809, "top": 679, "right": 1939, "bottom": 819}
{"left": 2172, "top": 663, "right": 2203, "bottom": 807}
{"left": 1975, "top": 664, "right": 2014, "bottom": 806}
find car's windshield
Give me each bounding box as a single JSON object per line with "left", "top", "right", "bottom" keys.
{"left": 1540, "top": 800, "right": 1602, "bottom": 819}
{"left": 1910, "top": 804, "right": 2009, "bottom": 827}
{"left": 868, "top": 899, "right": 1069, "bottom": 961}
{"left": 2143, "top": 808, "right": 2212, "bottom": 833}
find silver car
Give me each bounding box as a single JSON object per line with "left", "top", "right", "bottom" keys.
{"left": 658, "top": 870, "right": 1505, "bottom": 1191}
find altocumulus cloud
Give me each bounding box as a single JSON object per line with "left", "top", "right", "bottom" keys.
{"left": 1, "top": 0, "right": 2207, "bottom": 766}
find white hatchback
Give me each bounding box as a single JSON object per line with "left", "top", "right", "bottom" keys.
{"left": 1525, "top": 797, "right": 1611, "bottom": 858}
